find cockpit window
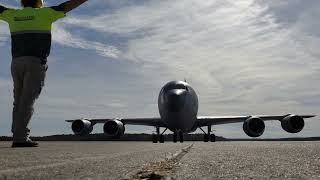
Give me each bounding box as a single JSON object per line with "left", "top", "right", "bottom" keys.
{"left": 162, "top": 81, "right": 188, "bottom": 93}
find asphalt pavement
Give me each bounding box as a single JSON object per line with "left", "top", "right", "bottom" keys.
{"left": 172, "top": 141, "right": 320, "bottom": 180}
{"left": 0, "top": 141, "right": 319, "bottom": 180}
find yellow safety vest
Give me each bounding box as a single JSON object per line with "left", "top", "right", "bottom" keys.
{"left": 0, "top": 6, "right": 65, "bottom": 59}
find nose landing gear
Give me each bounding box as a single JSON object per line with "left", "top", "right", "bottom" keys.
{"left": 179, "top": 131, "right": 184, "bottom": 143}
{"left": 173, "top": 131, "right": 184, "bottom": 143}
{"left": 173, "top": 132, "right": 178, "bottom": 143}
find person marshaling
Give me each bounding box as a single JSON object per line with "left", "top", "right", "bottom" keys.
{"left": 0, "top": 0, "right": 88, "bottom": 147}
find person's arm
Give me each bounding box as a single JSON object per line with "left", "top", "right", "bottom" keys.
{"left": 54, "top": 0, "right": 88, "bottom": 14}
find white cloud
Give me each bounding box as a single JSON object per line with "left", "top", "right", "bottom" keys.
{"left": 61, "top": 0, "right": 319, "bottom": 81}
{"left": 52, "top": 23, "right": 121, "bottom": 58}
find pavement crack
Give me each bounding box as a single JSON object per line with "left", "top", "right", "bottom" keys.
{"left": 124, "top": 144, "right": 194, "bottom": 180}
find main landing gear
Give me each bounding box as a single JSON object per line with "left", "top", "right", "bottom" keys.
{"left": 152, "top": 127, "right": 167, "bottom": 143}
{"left": 173, "top": 131, "right": 184, "bottom": 143}
{"left": 200, "top": 126, "right": 216, "bottom": 142}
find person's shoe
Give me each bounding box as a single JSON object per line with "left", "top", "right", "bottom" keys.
{"left": 11, "top": 141, "right": 38, "bottom": 148}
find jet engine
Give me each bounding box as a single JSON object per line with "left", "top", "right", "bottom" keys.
{"left": 281, "top": 115, "right": 304, "bottom": 133}
{"left": 71, "top": 119, "right": 93, "bottom": 135}
{"left": 243, "top": 117, "right": 265, "bottom": 137}
{"left": 103, "top": 120, "right": 125, "bottom": 136}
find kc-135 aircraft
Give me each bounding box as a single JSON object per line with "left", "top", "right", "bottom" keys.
{"left": 66, "top": 81, "right": 316, "bottom": 143}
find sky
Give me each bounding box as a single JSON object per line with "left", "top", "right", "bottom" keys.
{"left": 0, "top": 0, "right": 319, "bottom": 138}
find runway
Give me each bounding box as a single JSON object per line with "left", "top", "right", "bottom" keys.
{"left": 0, "top": 141, "right": 319, "bottom": 179}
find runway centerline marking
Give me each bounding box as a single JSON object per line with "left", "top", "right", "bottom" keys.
{"left": 124, "top": 143, "right": 194, "bottom": 180}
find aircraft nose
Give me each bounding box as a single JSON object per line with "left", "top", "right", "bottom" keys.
{"left": 166, "top": 89, "right": 187, "bottom": 112}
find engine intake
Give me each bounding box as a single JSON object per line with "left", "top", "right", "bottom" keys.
{"left": 71, "top": 120, "right": 93, "bottom": 135}
{"left": 243, "top": 117, "right": 265, "bottom": 137}
{"left": 103, "top": 120, "right": 125, "bottom": 136}
{"left": 281, "top": 115, "right": 304, "bottom": 133}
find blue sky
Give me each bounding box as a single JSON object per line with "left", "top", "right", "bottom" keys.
{"left": 0, "top": 0, "right": 319, "bottom": 138}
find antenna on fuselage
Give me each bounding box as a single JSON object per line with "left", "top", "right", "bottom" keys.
{"left": 184, "top": 78, "right": 187, "bottom": 83}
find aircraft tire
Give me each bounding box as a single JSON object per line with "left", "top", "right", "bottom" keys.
{"left": 173, "top": 132, "right": 178, "bottom": 143}
{"left": 159, "top": 135, "right": 165, "bottom": 143}
{"left": 203, "top": 134, "right": 209, "bottom": 142}
{"left": 210, "top": 134, "right": 216, "bottom": 142}
{"left": 152, "top": 134, "right": 158, "bottom": 143}
{"left": 179, "top": 131, "right": 184, "bottom": 143}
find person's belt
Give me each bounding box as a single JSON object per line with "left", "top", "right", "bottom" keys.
{"left": 13, "top": 56, "right": 47, "bottom": 65}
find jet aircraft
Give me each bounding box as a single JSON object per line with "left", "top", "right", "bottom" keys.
{"left": 66, "top": 81, "right": 316, "bottom": 143}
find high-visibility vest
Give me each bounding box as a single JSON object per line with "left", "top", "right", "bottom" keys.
{"left": 0, "top": 6, "right": 65, "bottom": 59}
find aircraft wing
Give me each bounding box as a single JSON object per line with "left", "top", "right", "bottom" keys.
{"left": 197, "top": 114, "right": 316, "bottom": 127}
{"left": 66, "top": 117, "right": 166, "bottom": 127}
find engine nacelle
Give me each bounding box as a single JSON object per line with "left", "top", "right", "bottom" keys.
{"left": 243, "top": 117, "right": 265, "bottom": 137}
{"left": 281, "top": 115, "right": 304, "bottom": 133}
{"left": 71, "top": 120, "right": 93, "bottom": 135}
{"left": 103, "top": 120, "right": 125, "bottom": 136}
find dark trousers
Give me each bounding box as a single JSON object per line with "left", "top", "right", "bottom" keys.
{"left": 11, "top": 56, "right": 47, "bottom": 142}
